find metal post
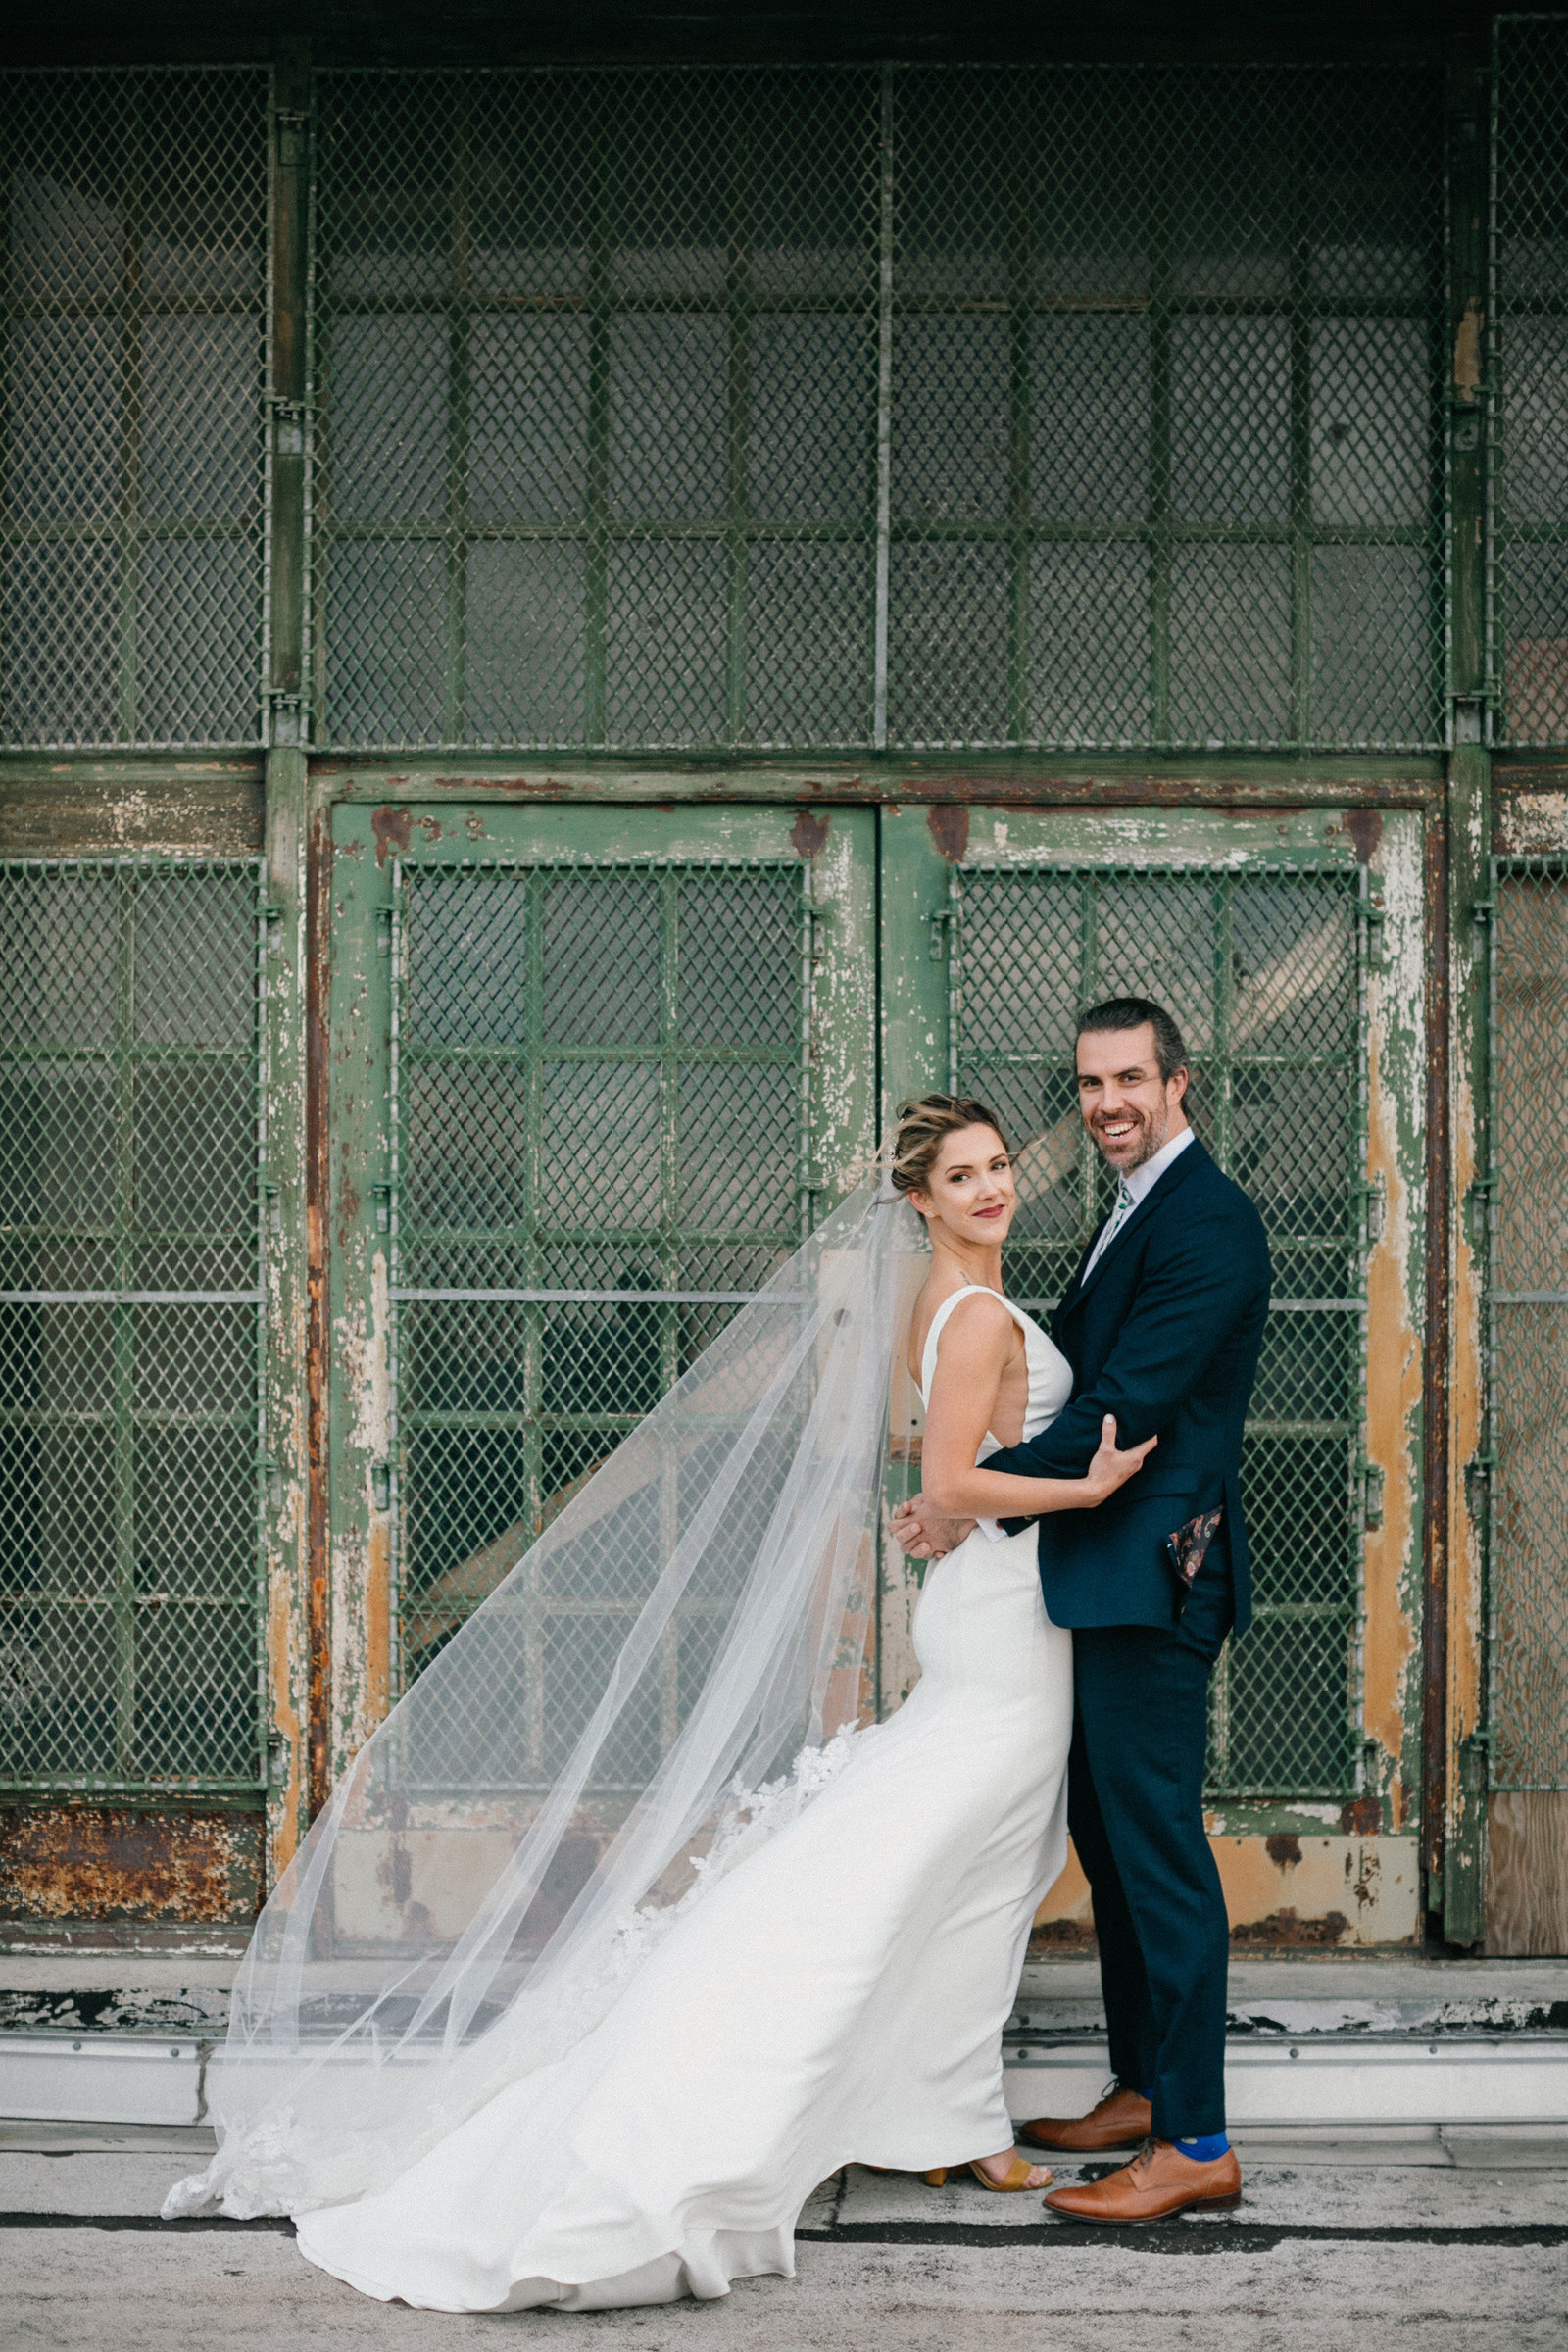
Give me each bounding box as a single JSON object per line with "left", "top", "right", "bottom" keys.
{"left": 261, "top": 40, "right": 315, "bottom": 1869}
{"left": 1440, "top": 56, "right": 1492, "bottom": 1946}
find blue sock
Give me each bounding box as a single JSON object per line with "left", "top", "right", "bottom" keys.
{"left": 1138, "top": 2084, "right": 1154, "bottom": 2100}
{"left": 1171, "top": 2132, "right": 1230, "bottom": 2162}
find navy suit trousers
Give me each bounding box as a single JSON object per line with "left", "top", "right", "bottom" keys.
{"left": 1067, "top": 1549, "right": 1234, "bottom": 2141}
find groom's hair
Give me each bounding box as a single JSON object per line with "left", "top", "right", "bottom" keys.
{"left": 1076, "top": 996, "right": 1189, "bottom": 1084}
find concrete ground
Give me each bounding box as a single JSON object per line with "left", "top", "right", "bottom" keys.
{"left": 4, "top": 2128, "right": 1567, "bottom": 2352}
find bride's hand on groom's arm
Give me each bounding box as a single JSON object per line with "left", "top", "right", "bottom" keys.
{"left": 890, "top": 1494, "right": 976, "bottom": 1560}
{"left": 1082, "top": 1414, "right": 1158, "bottom": 1504}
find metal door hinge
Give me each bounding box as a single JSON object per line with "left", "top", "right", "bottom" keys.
{"left": 1464, "top": 1176, "right": 1494, "bottom": 1250}
{"left": 1361, "top": 1460, "right": 1386, "bottom": 1531}
{"left": 370, "top": 1183, "right": 391, "bottom": 1232}
{"left": 375, "top": 906, "right": 394, "bottom": 956}
{"left": 264, "top": 1182, "right": 281, "bottom": 1234}
{"left": 267, "top": 1728, "right": 291, "bottom": 1787}
{"left": 928, "top": 908, "right": 956, "bottom": 960}
{"left": 1458, "top": 1730, "right": 1492, "bottom": 1796}
{"left": 1356, "top": 1179, "right": 1386, "bottom": 1246}
{"left": 1365, "top": 892, "right": 1388, "bottom": 971}
{"left": 1464, "top": 1452, "right": 1496, "bottom": 1516}
{"left": 371, "top": 1461, "right": 392, "bottom": 1513}
{"left": 266, "top": 688, "right": 307, "bottom": 748}
{"left": 809, "top": 907, "right": 834, "bottom": 962}
{"left": 263, "top": 1457, "right": 283, "bottom": 1509}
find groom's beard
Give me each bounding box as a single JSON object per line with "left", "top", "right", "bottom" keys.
{"left": 1088, "top": 1097, "right": 1170, "bottom": 1173}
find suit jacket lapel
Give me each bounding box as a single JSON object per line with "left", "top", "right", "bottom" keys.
{"left": 1059, "top": 1134, "right": 1210, "bottom": 1322}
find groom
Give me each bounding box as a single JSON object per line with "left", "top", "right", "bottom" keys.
{"left": 893, "top": 997, "right": 1271, "bottom": 2222}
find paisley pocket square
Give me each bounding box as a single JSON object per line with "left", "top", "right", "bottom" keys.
{"left": 1164, "top": 1508, "right": 1223, "bottom": 1610}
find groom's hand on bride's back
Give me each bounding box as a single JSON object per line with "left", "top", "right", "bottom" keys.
{"left": 890, "top": 1494, "right": 975, "bottom": 1560}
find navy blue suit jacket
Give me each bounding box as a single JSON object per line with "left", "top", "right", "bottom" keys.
{"left": 983, "top": 1135, "right": 1271, "bottom": 1634}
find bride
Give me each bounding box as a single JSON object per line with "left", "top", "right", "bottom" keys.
{"left": 168, "top": 1094, "right": 1153, "bottom": 2312}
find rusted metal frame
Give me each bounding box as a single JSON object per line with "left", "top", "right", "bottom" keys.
{"left": 252, "top": 871, "right": 271, "bottom": 1794}
{"left": 442, "top": 91, "right": 473, "bottom": 747}
{"left": 1004, "top": 77, "right": 1034, "bottom": 746}
{"left": 258, "top": 44, "right": 316, "bottom": 1873}
{"left": 1422, "top": 806, "right": 1452, "bottom": 1914}
{"left": 724, "top": 97, "right": 753, "bottom": 746}
{"left": 798, "top": 858, "right": 817, "bottom": 1233}
{"left": 304, "top": 803, "right": 331, "bottom": 1822}
{"left": 1440, "top": 53, "right": 1492, "bottom": 1945}
{"left": 115, "top": 88, "right": 146, "bottom": 742}
{"left": 583, "top": 90, "right": 612, "bottom": 748}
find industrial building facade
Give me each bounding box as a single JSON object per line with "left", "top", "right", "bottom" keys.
{"left": 1, "top": 10, "right": 1565, "bottom": 1954}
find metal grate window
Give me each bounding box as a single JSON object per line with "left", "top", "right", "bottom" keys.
{"left": 0, "top": 859, "right": 266, "bottom": 1791}
{"left": 0, "top": 68, "right": 270, "bottom": 749}
{"left": 1485, "top": 859, "right": 1568, "bottom": 1791}
{"left": 387, "top": 858, "right": 811, "bottom": 1763}
{"left": 311, "top": 64, "right": 1446, "bottom": 756}
{"left": 948, "top": 862, "right": 1369, "bottom": 1797}
{"left": 1492, "top": 16, "right": 1568, "bottom": 746}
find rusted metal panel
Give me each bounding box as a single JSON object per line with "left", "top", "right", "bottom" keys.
{"left": 306, "top": 807, "right": 333, "bottom": 1821}
{"left": 0, "top": 1804, "right": 263, "bottom": 1928}
{"left": 316, "top": 754, "right": 1445, "bottom": 811}
{"left": 1360, "top": 815, "right": 1428, "bottom": 1846}
{"left": 1033, "top": 1836, "right": 1420, "bottom": 1948}
{"left": 0, "top": 762, "right": 264, "bottom": 856}
{"left": 1422, "top": 812, "right": 1451, "bottom": 1918}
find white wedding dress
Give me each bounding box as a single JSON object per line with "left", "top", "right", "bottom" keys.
{"left": 294, "top": 1285, "right": 1074, "bottom": 2313}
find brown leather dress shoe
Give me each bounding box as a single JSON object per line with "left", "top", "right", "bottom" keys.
{"left": 1043, "top": 2137, "right": 1242, "bottom": 2224}
{"left": 1018, "top": 2082, "right": 1152, "bottom": 2153}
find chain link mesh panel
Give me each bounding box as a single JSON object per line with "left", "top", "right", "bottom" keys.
{"left": 0, "top": 70, "right": 270, "bottom": 749}
{"left": 950, "top": 861, "right": 1367, "bottom": 1797}
{"left": 311, "top": 64, "right": 1446, "bottom": 756}
{"left": 1487, "top": 860, "right": 1568, "bottom": 1789}
{"left": 389, "top": 858, "right": 808, "bottom": 1771}
{"left": 1493, "top": 17, "right": 1568, "bottom": 746}
{"left": 0, "top": 859, "right": 265, "bottom": 1790}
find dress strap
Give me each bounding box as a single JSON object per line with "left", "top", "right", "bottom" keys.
{"left": 920, "top": 1284, "right": 1029, "bottom": 1402}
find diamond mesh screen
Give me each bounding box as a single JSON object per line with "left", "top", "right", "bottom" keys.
{"left": 1493, "top": 17, "right": 1568, "bottom": 746}
{"left": 1487, "top": 860, "right": 1568, "bottom": 1790}
{"left": 311, "top": 64, "right": 1445, "bottom": 756}
{"left": 950, "top": 862, "right": 1367, "bottom": 1797}
{"left": 0, "top": 70, "right": 270, "bottom": 749}
{"left": 0, "top": 859, "right": 265, "bottom": 1790}
{"left": 389, "top": 858, "right": 808, "bottom": 1766}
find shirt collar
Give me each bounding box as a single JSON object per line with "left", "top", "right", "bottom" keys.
{"left": 1120, "top": 1122, "right": 1196, "bottom": 1206}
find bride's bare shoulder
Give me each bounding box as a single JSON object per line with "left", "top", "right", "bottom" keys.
{"left": 910, "top": 1278, "right": 1014, "bottom": 1365}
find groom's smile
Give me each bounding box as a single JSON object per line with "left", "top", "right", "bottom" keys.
{"left": 1075, "top": 1019, "right": 1191, "bottom": 1175}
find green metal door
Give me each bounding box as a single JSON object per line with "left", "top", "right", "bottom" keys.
{"left": 882, "top": 804, "right": 1427, "bottom": 1943}
{"left": 324, "top": 802, "right": 875, "bottom": 1778}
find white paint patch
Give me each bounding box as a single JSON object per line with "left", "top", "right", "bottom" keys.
{"left": 338, "top": 1250, "right": 391, "bottom": 1469}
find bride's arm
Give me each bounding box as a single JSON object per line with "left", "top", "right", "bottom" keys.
{"left": 922, "top": 1295, "right": 1155, "bottom": 1519}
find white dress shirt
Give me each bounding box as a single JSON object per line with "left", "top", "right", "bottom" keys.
{"left": 1080, "top": 1121, "right": 1196, "bottom": 1280}
{"left": 973, "top": 1120, "right": 1195, "bottom": 1543}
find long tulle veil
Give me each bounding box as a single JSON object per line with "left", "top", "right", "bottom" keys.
{"left": 168, "top": 1176, "right": 926, "bottom": 2218}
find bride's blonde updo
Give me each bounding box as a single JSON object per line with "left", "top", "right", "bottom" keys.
{"left": 890, "top": 1093, "right": 1010, "bottom": 1200}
